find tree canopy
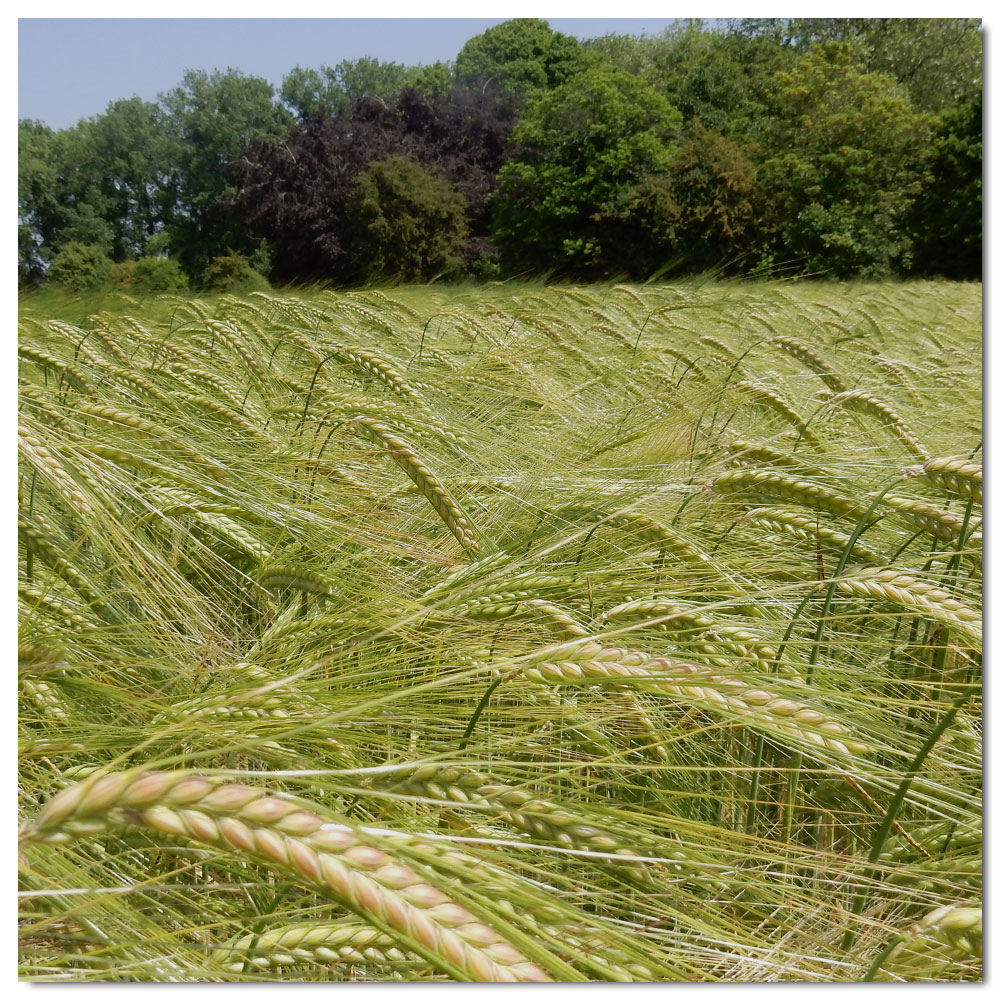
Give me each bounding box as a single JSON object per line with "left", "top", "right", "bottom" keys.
{"left": 19, "top": 18, "right": 981, "bottom": 288}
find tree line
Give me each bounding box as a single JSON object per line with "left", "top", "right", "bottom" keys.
{"left": 18, "top": 18, "right": 982, "bottom": 292}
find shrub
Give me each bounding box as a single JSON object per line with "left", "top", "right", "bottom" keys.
{"left": 202, "top": 252, "right": 271, "bottom": 294}
{"left": 344, "top": 156, "right": 470, "bottom": 283}
{"left": 47, "top": 242, "right": 112, "bottom": 292}
{"left": 110, "top": 257, "right": 189, "bottom": 293}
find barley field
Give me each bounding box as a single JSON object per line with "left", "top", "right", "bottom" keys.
{"left": 18, "top": 279, "right": 982, "bottom": 982}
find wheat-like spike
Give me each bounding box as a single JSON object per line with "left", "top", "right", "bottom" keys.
{"left": 84, "top": 327, "right": 131, "bottom": 365}
{"left": 17, "top": 343, "right": 98, "bottom": 395}
{"left": 588, "top": 322, "right": 640, "bottom": 353}
{"left": 862, "top": 351, "right": 923, "bottom": 402}
{"left": 828, "top": 389, "right": 929, "bottom": 460}
{"left": 291, "top": 399, "right": 466, "bottom": 449}
{"left": 71, "top": 402, "right": 226, "bottom": 480}
{"left": 19, "top": 676, "right": 68, "bottom": 719}
{"left": 102, "top": 364, "right": 179, "bottom": 411}
{"left": 883, "top": 855, "right": 982, "bottom": 894}
{"left": 517, "top": 599, "right": 591, "bottom": 637}
{"left": 356, "top": 419, "right": 481, "bottom": 554}
{"left": 713, "top": 469, "right": 867, "bottom": 519}
{"left": 877, "top": 905, "right": 982, "bottom": 981}
{"left": 333, "top": 301, "right": 398, "bottom": 337}
{"left": 655, "top": 346, "right": 708, "bottom": 379}
{"left": 77, "top": 442, "right": 190, "bottom": 484}
{"left": 174, "top": 392, "right": 264, "bottom": 438}
{"left": 19, "top": 770, "right": 553, "bottom": 983}
{"left": 168, "top": 364, "right": 254, "bottom": 416}
{"left": 377, "top": 764, "right": 642, "bottom": 862}
{"left": 18, "top": 643, "right": 72, "bottom": 675}
{"left": 557, "top": 505, "right": 715, "bottom": 566}
{"left": 192, "top": 512, "right": 268, "bottom": 564}
{"left": 834, "top": 567, "right": 981, "bottom": 648}
{"left": 18, "top": 420, "right": 95, "bottom": 518}
{"left": 769, "top": 335, "right": 847, "bottom": 392}
{"left": 734, "top": 381, "right": 821, "bottom": 445}
{"left": 424, "top": 552, "right": 515, "bottom": 598}
{"left": 916, "top": 456, "right": 983, "bottom": 504}
{"left": 600, "top": 599, "right": 799, "bottom": 678}
{"left": 518, "top": 640, "right": 866, "bottom": 755}
{"left": 19, "top": 583, "right": 98, "bottom": 633}
{"left": 203, "top": 319, "right": 265, "bottom": 379}
{"left": 215, "top": 918, "right": 420, "bottom": 972}
{"left": 721, "top": 438, "right": 824, "bottom": 478}
{"left": 882, "top": 496, "right": 982, "bottom": 555}
{"left": 19, "top": 516, "right": 107, "bottom": 609}
{"left": 745, "top": 506, "right": 888, "bottom": 565}
{"left": 328, "top": 345, "right": 429, "bottom": 412}
{"left": 259, "top": 565, "right": 335, "bottom": 597}
{"left": 18, "top": 384, "right": 75, "bottom": 432}
{"left": 699, "top": 335, "right": 739, "bottom": 361}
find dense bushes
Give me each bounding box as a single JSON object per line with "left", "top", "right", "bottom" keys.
{"left": 47, "top": 242, "right": 112, "bottom": 292}
{"left": 202, "top": 252, "right": 270, "bottom": 294}
{"left": 110, "top": 256, "right": 189, "bottom": 293}
{"left": 345, "top": 157, "right": 469, "bottom": 282}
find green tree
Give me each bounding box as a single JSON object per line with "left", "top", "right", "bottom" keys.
{"left": 344, "top": 156, "right": 469, "bottom": 282}
{"left": 18, "top": 119, "right": 120, "bottom": 282}
{"left": 909, "top": 95, "right": 981, "bottom": 279}
{"left": 734, "top": 18, "right": 982, "bottom": 112}
{"left": 455, "top": 19, "right": 594, "bottom": 94}
{"left": 19, "top": 120, "right": 69, "bottom": 283}
{"left": 159, "top": 69, "right": 293, "bottom": 277}
{"left": 490, "top": 69, "right": 681, "bottom": 275}
{"left": 71, "top": 99, "right": 180, "bottom": 261}
{"left": 587, "top": 21, "right": 795, "bottom": 140}
{"left": 281, "top": 58, "right": 417, "bottom": 119}
{"left": 757, "top": 43, "right": 933, "bottom": 277}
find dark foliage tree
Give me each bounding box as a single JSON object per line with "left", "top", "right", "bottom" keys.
{"left": 909, "top": 95, "right": 982, "bottom": 280}
{"left": 226, "top": 86, "right": 516, "bottom": 283}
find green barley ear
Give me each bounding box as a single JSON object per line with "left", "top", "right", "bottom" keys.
{"left": 875, "top": 905, "right": 982, "bottom": 981}
{"left": 20, "top": 769, "right": 554, "bottom": 983}
{"left": 914, "top": 456, "right": 983, "bottom": 503}
{"left": 355, "top": 418, "right": 482, "bottom": 554}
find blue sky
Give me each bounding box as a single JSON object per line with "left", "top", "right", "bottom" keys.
{"left": 18, "top": 18, "right": 683, "bottom": 129}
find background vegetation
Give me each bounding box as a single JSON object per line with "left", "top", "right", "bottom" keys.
{"left": 18, "top": 18, "right": 981, "bottom": 289}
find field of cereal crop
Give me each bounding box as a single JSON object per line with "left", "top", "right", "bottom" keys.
{"left": 18, "top": 279, "right": 981, "bottom": 982}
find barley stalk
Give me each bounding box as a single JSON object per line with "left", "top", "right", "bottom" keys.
{"left": 745, "top": 506, "right": 887, "bottom": 565}
{"left": 19, "top": 769, "right": 553, "bottom": 982}
{"left": 215, "top": 918, "right": 421, "bottom": 972}
{"left": 518, "top": 640, "right": 866, "bottom": 755}
{"left": 713, "top": 469, "right": 866, "bottom": 519}
{"left": 356, "top": 418, "right": 481, "bottom": 554}
{"left": 834, "top": 567, "right": 981, "bottom": 649}
{"left": 828, "top": 389, "right": 929, "bottom": 460}
{"left": 915, "top": 456, "right": 982, "bottom": 503}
